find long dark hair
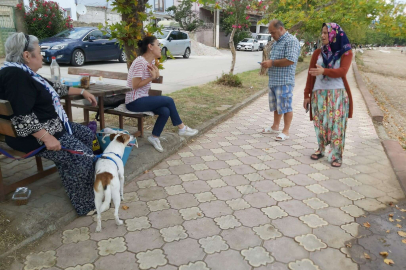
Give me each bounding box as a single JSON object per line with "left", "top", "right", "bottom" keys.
{"left": 137, "top": 36, "right": 157, "bottom": 55}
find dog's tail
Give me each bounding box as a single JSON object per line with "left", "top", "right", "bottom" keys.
{"left": 94, "top": 172, "right": 113, "bottom": 213}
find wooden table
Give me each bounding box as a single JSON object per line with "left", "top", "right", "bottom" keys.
{"left": 62, "top": 84, "right": 131, "bottom": 130}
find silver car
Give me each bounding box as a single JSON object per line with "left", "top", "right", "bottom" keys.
{"left": 156, "top": 30, "right": 191, "bottom": 58}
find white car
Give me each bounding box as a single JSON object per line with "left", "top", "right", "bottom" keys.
{"left": 156, "top": 30, "right": 191, "bottom": 58}
{"left": 256, "top": 34, "right": 272, "bottom": 50}
{"left": 237, "top": 38, "right": 260, "bottom": 51}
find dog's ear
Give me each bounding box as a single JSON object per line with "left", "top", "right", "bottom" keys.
{"left": 116, "top": 134, "right": 125, "bottom": 144}
{"left": 122, "top": 134, "right": 130, "bottom": 142}
{"left": 109, "top": 134, "right": 117, "bottom": 141}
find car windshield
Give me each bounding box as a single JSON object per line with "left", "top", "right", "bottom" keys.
{"left": 54, "top": 28, "right": 90, "bottom": 39}
{"left": 156, "top": 31, "right": 170, "bottom": 39}
{"left": 241, "top": 39, "right": 253, "bottom": 43}
{"left": 256, "top": 35, "right": 269, "bottom": 40}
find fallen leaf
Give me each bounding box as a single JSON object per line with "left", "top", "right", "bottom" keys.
{"left": 364, "top": 253, "right": 371, "bottom": 259}
{"left": 400, "top": 209, "right": 406, "bottom": 212}
{"left": 384, "top": 259, "right": 394, "bottom": 265}
{"left": 144, "top": 170, "right": 149, "bottom": 174}
{"left": 402, "top": 239, "right": 406, "bottom": 244}
{"left": 380, "top": 251, "right": 389, "bottom": 257}
{"left": 389, "top": 202, "right": 394, "bottom": 207}
{"left": 389, "top": 213, "right": 394, "bottom": 217}
{"left": 197, "top": 212, "right": 202, "bottom": 216}
{"left": 346, "top": 242, "right": 352, "bottom": 248}
{"left": 389, "top": 217, "right": 394, "bottom": 222}
{"left": 122, "top": 205, "right": 129, "bottom": 210}
{"left": 363, "top": 222, "right": 371, "bottom": 228}
{"left": 397, "top": 224, "right": 402, "bottom": 228}
{"left": 398, "top": 231, "right": 406, "bottom": 237}
{"left": 396, "top": 219, "right": 401, "bottom": 222}
{"left": 386, "top": 230, "right": 391, "bottom": 233}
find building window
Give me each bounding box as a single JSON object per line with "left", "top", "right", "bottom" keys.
{"left": 154, "top": 0, "right": 164, "bottom": 12}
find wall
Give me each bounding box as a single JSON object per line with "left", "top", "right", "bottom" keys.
{"left": 76, "top": 6, "right": 121, "bottom": 26}
{"left": 219, "top": 31, "right": 230, "bottom": 48}
{"left": 191, "top": 29, "right": 214, "bottom": 47}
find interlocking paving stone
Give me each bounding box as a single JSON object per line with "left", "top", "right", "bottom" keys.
{"left": 299, "top": 214, "right": 328, "bottom": 229}
{"left": 65, "top": 264, "right": 94, "bottom": 270}
{"left": 207, "top": 179, "right": 227, "bottom": 188}
{"left": 226, "top": 198, "right": 251, "bottom": 210}
{"left": 273, "top": 217, "right": 312, "bottom": 238}
{"left": 160, "top": 225, "right": 188, "bottom": 242}
{"left": 179, "top": 207, "right": 204, "bottom": 221}
{"left": 313, "top": 225, "right": 353, "bottom": 249}
{"left": 303, "top": 198, "right": 328, "bottom": 210}
{"left": 147, "top": 199, "right": 170, "bottom": 211}
{"left": 221, "top": 226, "right": 262, "bottom": 250}
{"left": 198, "top": 235, "right": 229, "bottom": 254}
{"left": 97, "top": 237, "right": 127, "bottom": 256}
{"left": 264, "top": 237, "right": 309, "bottom": 264}
{"left": 62, "top": 227, "right": 90, "bottom": 244}
{"left": 268, "top": 191, "right": 292, "bottom": 201}
{"left": 241, "top": 246, "right": 274, "bottom": 267}
{"left": 89, "top": 220, "right": 127, "bottom": 241}
{"left": 306, "top": 184, "right": 329, "bottom": 194}
{"left": 244, "top": 192, "right": 276, "bottom": 208}
{"left": 274, "top": 178, "right": 296, "bottom": 188}
{"left": 261, "top": 206, "right": 288, "bottom": 219}
{"left": 24, "top": 251, "right": 57, "bottom": 270}
{"left": 125, "top": 216, "right": 151, "bottom": 231}
{"left": 288, "top": 259, "right": 320, "bottom": 270}
{"left": 182, "top": 180, "right": 212, "bottom": 194}
{"left": 163, "top": 238, "right": 205, "bottom": 266}
{"left": 308, "top": 173, "right": 329, "bottom": 181}
{"left": 179, "top": 261, "right": 210, "bottom": 270}
{"left": 354, "top": 198, "right": 386, "bottom": 212}
{"left": 295, "top": 234, "right": 327, "bottom": 252}
{"left": 125, "top": 228, "right": 164, "bottom": 253}
{"left": 316, "top": 208, "right": 354, "bottom": 226}
{"left": 167, "top": 193, "right": 199, "bottom": 209}
{"left": 136, "top": 249, "right": 167, "bottom": 269}
{"left": 212, "top": 186, "right": 241, "bottom": 200}
{"left": 214, "top": 215, "right": 241, "bottom": 229}
{"left": 339, "top": 177, "right": 362, "bottom": 187}
{"left": 223, "top": 175, "right": 250, "bottom": 186}
{"left": 183, "top": 217, "right": 221, "bottom": 239}
{"left": 195, "top": 191, "right": 217, "bottom": 202}
{"left": 340, "top": 222, "right": 360, "bottom": 237}
{"left": 340, "top": 205, "right": 365, "bottom": 217}
{"left": 137, "top": 179, "right": 157, "bottom": 189}
{"left": 234, "top": 208, "right": 270, "bottom": 227}
{"left": 278, "top": 200, "right": 314, "bottom": 217}
{"left": 56, "top": 241, "right": 98, "bottom": 268}
{"left": 165, "top": 185, "right": 186, "bottom": 195}
{"left": 148, "top": 209, "right": 184, "bottom": 229}
{"left": 310, "top": 248, "right": 358, "bottom": 270}
{"left": 180, "top": 173, "right": 199, "bottom": 182}
{"left": 205, "top": 250, "right": 251, "bottom": 270}
{"left": 253, "top": 224, "right": 282, "bottom": 240}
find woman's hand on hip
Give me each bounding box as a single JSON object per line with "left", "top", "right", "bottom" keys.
{"left": 309, "top": 64, "right": 325, "bottom": 76}
{"left": 83, "top": 91, "right": 97, "bottom": 106}
{"left": 303, "top": 98, "right": 311, "bottom": 110}
{"left": 42, "top": 134, "right": 61, "bottom": 151}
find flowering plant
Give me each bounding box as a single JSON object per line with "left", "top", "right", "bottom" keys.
{"left": 19, "top": 0, "right": 72, "bottom": 40}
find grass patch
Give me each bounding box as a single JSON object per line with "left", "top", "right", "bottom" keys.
{"left": 355, "top": 53, "right": 365, "bottom": 67}
{"left": 104, "top": 56, "right": 310, "bottom": 133}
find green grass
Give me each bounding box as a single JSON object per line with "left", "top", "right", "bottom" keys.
{"left": 104, "top": 57, "right": 310, "bottom": 133}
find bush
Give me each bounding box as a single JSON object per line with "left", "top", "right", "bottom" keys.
{"left": 216, "top": 73, "right": 242, "bottom": 87}
{"left": 298, "top": 56, "right": 304, "bottom": 62}
{"left": 18, "top": 0, "right": 72, "bottom": 40}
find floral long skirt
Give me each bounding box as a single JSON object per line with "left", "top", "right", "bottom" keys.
{"left": 311, "top": 89, "right": 349, "bottom": 162}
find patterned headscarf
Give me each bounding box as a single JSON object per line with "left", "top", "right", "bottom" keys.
{"left": 321, "top": 22, "right": 351, "bottom": 69}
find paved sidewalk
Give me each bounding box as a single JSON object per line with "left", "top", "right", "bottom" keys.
{"left": 10, "top": 66, "right": 406, "bottom": 270}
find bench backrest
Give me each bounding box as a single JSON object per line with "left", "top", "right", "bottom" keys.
{"left": 68, "top": 67, "right": 164, "bottom": 84}
{"left": 0, "top": 100, "right": 17, "bottom": 137}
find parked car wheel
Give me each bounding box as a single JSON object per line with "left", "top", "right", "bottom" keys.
{"left": 161, "top": 47, "right": 168, "bottom": 58}
{"left": 119, "top": 51, "right": 126, "bottom": 63}
{"left": 71, "top": 49, "right": 85, "bottom": 66}
{"left": 183, "top": 47, "right": 190, "bottom": 58}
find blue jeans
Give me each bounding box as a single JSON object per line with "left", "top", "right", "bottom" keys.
{"left": 126, "top": 96, "right": 182, "bottom": 137}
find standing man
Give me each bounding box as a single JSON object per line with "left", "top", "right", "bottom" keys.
{"left": 261, "top": 20, "right": 300, "bottom": 141}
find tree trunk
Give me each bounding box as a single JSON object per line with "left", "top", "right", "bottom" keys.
{"left": 122, "top": 0, "right": 148, "bottom": 70}
{"left": 259, "top": 40, "right": 274, "bottom": 75}
{"left": 229, "top": 28, "right": 237, "bottom": 75}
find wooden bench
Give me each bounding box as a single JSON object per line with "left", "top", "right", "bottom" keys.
{"left": 0, "top": 100, "right": 57, "bottom": 201}
{"left": 67, "top": 68, "right": 163, "bottom": 137}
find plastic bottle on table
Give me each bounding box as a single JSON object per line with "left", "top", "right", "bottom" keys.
{"left": 50, "top": 56, "right": 61, "bottom": 83}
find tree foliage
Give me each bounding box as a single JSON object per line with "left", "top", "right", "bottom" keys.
{"left": 166, "top": 0, "right": 204, "bottom": 32}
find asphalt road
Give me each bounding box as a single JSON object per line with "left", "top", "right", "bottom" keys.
{"left": 37, "top": 49, "right": 264, "bottom": 94}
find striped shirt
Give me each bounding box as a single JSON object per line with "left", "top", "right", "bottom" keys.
{"left": 268, "top": 32, "right": 300, "bottom": 87}
{"left": 125, "top": 56, "right": 155, "bottom": 104}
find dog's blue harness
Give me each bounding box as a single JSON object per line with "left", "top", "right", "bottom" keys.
{"left": 94, "top": 153, "right": 122, "bottom": 170}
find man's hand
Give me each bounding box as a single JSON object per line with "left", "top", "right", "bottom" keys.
{"left": 303, "top": 98, "right": 311, "bottom": 110}
{"left": 83, "top": 91, "right": 97, "bottom": 106}
{"left": 260, "top": 60, "right": 273, "bottom": 68}
{"left": 309, "top": 64, "right": 325, "bottom": 76}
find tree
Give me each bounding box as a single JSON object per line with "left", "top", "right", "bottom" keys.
{"left": 166, "top": 0, "right": 203, "bottom": 31}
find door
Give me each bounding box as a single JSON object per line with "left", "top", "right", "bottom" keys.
{"left": 167, "top": 31, "right": 180, "bottom": 55}
{"left": 100, "top": 32, "right": 119, "bottom": 60}
{"left": 83, "top": 30, "right": 109, "bottom": 61}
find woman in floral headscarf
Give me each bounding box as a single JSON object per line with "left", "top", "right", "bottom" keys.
{"left": 303, "top": 23, "right": 353, "bottom": 167}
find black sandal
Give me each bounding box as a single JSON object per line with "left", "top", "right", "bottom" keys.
{"left": 331, "top": 159, "right": 342, "bottom": 167}
{"left": 310, "top": 152, "right": 324, "bottom": 160}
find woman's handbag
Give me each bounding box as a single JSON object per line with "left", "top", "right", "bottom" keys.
{"left": 94, "top": 94, "right": 126, "bottom": 121}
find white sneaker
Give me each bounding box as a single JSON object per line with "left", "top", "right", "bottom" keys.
{"left": 148, "top": 136, "right": 164, "bottom": 152}
{"left": 179, "top": 126, "right": 198, "bottom": 137}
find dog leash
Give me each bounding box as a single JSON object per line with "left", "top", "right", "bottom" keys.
{"left": 0, "top": 145, "right": 85, "bottom": 160}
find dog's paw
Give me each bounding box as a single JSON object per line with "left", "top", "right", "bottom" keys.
{"left": 116, "top": 219, "right": 123, "bottom": 226}
{"left": 95, "top": 226, "right": 102, "bottom": 232}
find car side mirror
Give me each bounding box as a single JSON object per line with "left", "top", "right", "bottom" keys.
{"left": 89, "top": 36, "right": 96, "bottom": 42}
{"left": 168, "top": 37, "right": 173, "bottom": 42}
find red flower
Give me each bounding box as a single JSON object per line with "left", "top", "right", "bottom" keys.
{"left": 29, "top": 2, "right": 33, "bottom": 7}
{"left": 44, "top": 14, "right": 48, "bottom": 17}
{"left": 39, "top": 17, "right": 42, "bottom": 20}
{"left": 33, "top": 18, "right": 36, "bottom": 21}
{"left": 238, "top": 25, "right": 242, "bottom": 29}
{"left": 246, "top": 5, "right": 250, "bottom": 9}
{"left": 48, "top": 21, "right": 52, "bottom": 24}
{"left": 229, "top": 12, "right": 233, "bottom": 14}
{"left": 46, "top": 25, "right": 50, "bottom": 28}
{"left": 245, "top": 16, "right": 250, "bottom": 20}
{"left": 34, "top": 8, "right": 37, "bottom": 11}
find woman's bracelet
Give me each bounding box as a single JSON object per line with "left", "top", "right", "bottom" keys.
{"left": 39, "top": 130, "right": 49, "bottom": 141}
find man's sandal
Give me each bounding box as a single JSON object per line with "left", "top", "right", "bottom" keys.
{"left": 331, "top": 159, "right": 342, "bottom": 167}
{"left": 310, "top": 152, "right": 324, "bottom": 160}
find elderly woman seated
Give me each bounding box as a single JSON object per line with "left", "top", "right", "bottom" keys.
{"left": 0, "top": 33, "right": 98, "bottom": 215}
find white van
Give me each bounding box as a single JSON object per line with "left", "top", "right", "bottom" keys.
{"left": 156, "top": 30, "right": 192, "bottom": 58}
{"left": 255, "top": 34, "right": 272, "bottom": 50}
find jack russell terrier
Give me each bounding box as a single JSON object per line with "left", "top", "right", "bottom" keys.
{"left": 94, "top": 133, "right": 132, "bottom": 232}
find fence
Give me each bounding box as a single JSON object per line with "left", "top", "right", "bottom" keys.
{"left": 0, "top": 6, "right": 16, "bottom": 58}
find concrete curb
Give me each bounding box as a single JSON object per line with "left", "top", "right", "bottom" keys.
{"left": 382, "top": 140, "right": 406, "bottom": 194}
{"left": 352, "top": 62, "right": 384, "bottom": 123}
